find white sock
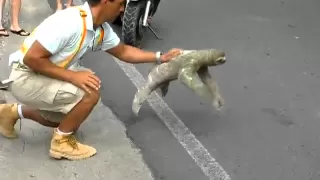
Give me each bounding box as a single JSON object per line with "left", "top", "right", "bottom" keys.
{"left": 56, "top": 128, "right": 72, "bottom": 135}
{"left": 17, "top": 104, "right": 24, "bottom": 119}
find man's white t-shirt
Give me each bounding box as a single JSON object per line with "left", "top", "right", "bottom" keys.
{"left": 9, "top": 1, "right": 120, "bottom": 70}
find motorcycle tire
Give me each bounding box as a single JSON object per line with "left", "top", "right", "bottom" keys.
{"left": 122, "top": 1, "right": 145, "bottom": 47}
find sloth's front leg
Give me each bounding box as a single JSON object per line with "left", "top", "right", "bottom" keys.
{"left": 198, "top": 66, "right": 224, "bottom": 110}
{"left": 178, "top": 66, "right": 213, "bottom": 101}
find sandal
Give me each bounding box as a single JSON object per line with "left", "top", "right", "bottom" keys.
{"left": 10, "top": 29, "right": 30, "bottom": 36}
{"left": 0, "top": 29, "right": 9, "bottom": 37}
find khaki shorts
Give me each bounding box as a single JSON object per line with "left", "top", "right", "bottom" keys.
{"left": 8, "top": 63, "right": 88, "bottom": 123}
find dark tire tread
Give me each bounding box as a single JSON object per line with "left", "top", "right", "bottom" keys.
{"left": 122, "top": 2, "right": 143, "bottom": 46}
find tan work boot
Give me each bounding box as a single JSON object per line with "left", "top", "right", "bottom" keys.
{"left": 49, "top": 128, "right": 97, "bottom": 160}
{"left": 0, "top": 103, "right": 19, "bottom": 138}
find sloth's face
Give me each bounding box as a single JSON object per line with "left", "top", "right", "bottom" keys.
{"left": 209, "top": 50, "right": 227, "bottom": 66}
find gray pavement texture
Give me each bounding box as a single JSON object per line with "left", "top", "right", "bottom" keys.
{"left": 128, "top": 0, "right": 320, "bottom": 180}
{"left": 0, "top": 0, "right": 153, "bottom": 180}
{"left": 89, "top": 0, "right": 320, "bottom": 180}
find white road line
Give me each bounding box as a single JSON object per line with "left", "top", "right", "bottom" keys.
{"left": 114, "top": 58, "right": 231, "bottom": 180}
{"left": 72, "top": 0, "right": 231, "bottom": 178}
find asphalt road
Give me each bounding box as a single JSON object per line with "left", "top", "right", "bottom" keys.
{"left": 50, "top": 0, "right": 320, "bottom": 179}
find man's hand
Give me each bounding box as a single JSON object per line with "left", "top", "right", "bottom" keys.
{"left": 107, "top": 43, "right": 184, "bottom": 64}
{"left": 70, "top": 71, "right": 101, "bottom": 94}
{"left": 160, "top": 48, "right": 183, "bottom": 62}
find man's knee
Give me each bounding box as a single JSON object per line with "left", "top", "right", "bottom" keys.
{"left": 82, "top": 90, "right": 100, "bottom": 106}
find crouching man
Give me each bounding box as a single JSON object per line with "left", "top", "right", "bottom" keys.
{"left": 0, "top": 0, "right": 182, "bottom": 160}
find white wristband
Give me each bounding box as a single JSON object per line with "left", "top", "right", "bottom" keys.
{"left": 156, "top": 51, "right": 162, "bottom": 64}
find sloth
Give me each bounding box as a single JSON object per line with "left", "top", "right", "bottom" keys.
{"left": 132, "top": 49, "right": 227, "bottom": 115}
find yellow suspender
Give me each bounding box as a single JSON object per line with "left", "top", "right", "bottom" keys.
{"left": 19, "top": 7, "right": 103, "bottom": 69}
{"left": 97, "top": 25, "right": 105, "bottom": 47}
{"left": 56, "top": 7, "right": 87, "bottom": 68}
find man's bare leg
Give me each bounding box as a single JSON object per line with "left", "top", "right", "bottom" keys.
{"left": 22, "top": 107, "right": 80, "bottom": 132}
{"left": 21, "top": 106, "right": 60, "bottom": 127}
{"left": 0, "top": 103, "right": 59, "bottom": 138}
{"left": 10, "top": 0, "right": 30, "bottom": 36}
{"left": 50, "top": 90, "right": 99, "bottom": 160}
{"left": 58, "top": 91, "right": 99, "bottom": 132}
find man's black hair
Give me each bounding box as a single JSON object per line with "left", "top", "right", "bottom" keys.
{"left": 87, "top": 0, "right": 102, "bottom": 6}
{"left": 87, "top": 0, "right": 115, "bottom": 6}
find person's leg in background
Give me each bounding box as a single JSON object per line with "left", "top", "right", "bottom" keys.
{"left": 10, "top": 0, "right": 30, "bottom": 36}
{"left": 65, "top": 0, "right": 73, "bottom": 8}
{"left": 0, "top": 0, "right": 9, "bottom": 37}
{"left": 152, "top": 0, "right": 160, "bottom": 16}
{"left": 56, "top": 0, "right": 63, "bottom": 11}
{"left": 56, "top": 0, "right": 73, "bottom": 12}
{"left": 148, "top": 0, "right": 161, "bottom": 24}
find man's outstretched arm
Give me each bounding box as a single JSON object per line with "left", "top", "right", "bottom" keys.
{"left": 106, "top": 42, "right": 183, "bottom": 64}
